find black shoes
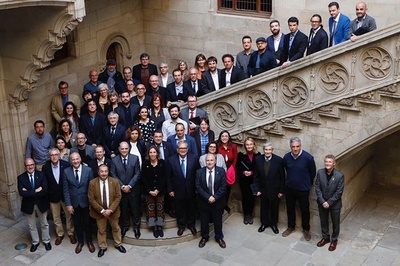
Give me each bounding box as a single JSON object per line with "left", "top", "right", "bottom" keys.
{"left": 271, "top": 225, "right": 279, "bottom": 234}
{"left": 157, "top": 226, "right": 164, "bottom": 237}
{"left": 121, "top": 228, "right": 128, "bottom": 237}
{"left": 44, "top": 242, "right": 52, "bottom": 251}
{"left": 116, "top": 245, "right": 126, "bottom": 253}
{"left": 243, "top": 215, "right": 254, "bottom": 225}
{"left": 258, "top": 224, "right": 268, "bottom": 232}
{"left": 98, "top": 248, "right": 106, "bottom": 257}
{"left": 134, "top": 228, "right": 141, "bottom": 239}
{"left": 30, "top": 243, "right": 39, "bottom": 252}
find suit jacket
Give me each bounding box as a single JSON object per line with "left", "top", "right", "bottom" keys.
{"left": 114, "top": 103, "right": 140, "bottom": 127}
{"left": 195, "top": 166, "right": 227, "bottom": 209}
{"left": 98, "top": 70, "right": 123, "bottom": 87}
{"left": 306, "top": 26, "right": 329, "bottom": 55}
{"left": 166, "top": 82, "right": 189, "bottom": 102}
{"left": 190, "top": 129, "right": 215, "bottom": 157}
{"left": 18, "top": 171, "right": 49, "bottom": 214}
{"left": 219, "top": 66, "right": 245, "bottom": 89}
{"left": 51, "top": 93, "right": 81, "bottom": 123}
{"left": 79, "top": 112, "right": 107, "bottom": 145}
{"left": 141, "top": 159, "right": 168, "bottom": 194}
{"left": 146, "top": 140, "right": 173, "bottom": 161}
{"left": 280, "top": 30, "right": 308, "bottom": 63}
{"left": 201, "top": 69, "right": 222, "bottom": 94}
{"left": 248, "top": 50, "right": 278, "bottom": 76}
{"left": 70, "top": 145, "right": 96, "bottom": 163}
{"left": 167, "top": 134, "right": 198, "bottom": 156}
{"left": 179, "top": 107, "right": 208, "bottom": 130}
{"left": 253, "top": 154, "right": 285, "bottom": 201}
{"left": 88, "top": 176, "right": 122, "bottom": 220}
{"left": 167, "top": 153, "right": 199, "bottom": 200}
{"left": 158, "top": 73, "right": 174, "bottom": 88}
{"left": 133, "top": 63, "right": 158, "bottom": 83}
{"left": 329, "top": 13, "right": 351, "bottom": 45}
{"left": 349, "top": 14, "right": 377, "bottom": 38}
{"left": 42, "top": 160, "right": 71, "bottom": 203}
{"left": 130, "top": 95, "right": 151, "bottom": 108}
{"left": 88, "top": 158, "right": 114, "bottom": 178}
{"left": 315, "top": 168, "right": 344, "bottom": 209}
{"left": 103, "top": 124, "right": 127, "bottom": 158}
{"left": 110, "top": 154, "right": 141, "bottom": 196}
{"left": 146, "top": 86, "right": 168, "bottom": 101}
{"left": 267, "top": 34, "right": 285, "bottom": 60}
{"left": 183, "top": 80, "right": 205, "bottom": 97}
{"left": 63, "top": 165, "right": 94, "bottom": 208}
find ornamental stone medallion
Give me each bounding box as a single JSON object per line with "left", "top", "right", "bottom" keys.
{"left": 280, "top": 77, "right": 308, "bottom": 107}
{"left": 360, "top": 47, "right": 392, "bottom": 80}
{"left": 318, "top": 62, "right": 349, "bottom": 94}
{"left": 244, "top": 90, "right": 272, "bottom": 119}
{"left": 212, "top": 102, "right": 238, "bottom": 129}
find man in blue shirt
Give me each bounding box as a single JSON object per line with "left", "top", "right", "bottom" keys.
{"left": 26, "top": 120, "right": 55, "bottom": 170}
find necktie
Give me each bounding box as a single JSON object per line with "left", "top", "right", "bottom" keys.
{"left": 30, "top": 174, "right": 34, "bottom": 190}
{"left": 102, "top": 181, "right": 107, "bottom": 209}
{"left": 123, "top": 158, "right": 127, "bottom": 170}
{"left": 90, "top": 116, "right": 95, "bottom": 125}
{"left": 193, "top": 82, "right": 197, "bottom": 93}
{"left": 181, "top": 159, "right": 186, "bottom": 178}
{"left": 330, "top": 21, "right": 337, "bottom": 46}
{"left": 309, "top": 30, "right": 315, "bottom": 47}
{"left": 157, "top": 145, "right": 164, "bottom": 160}
{"left": 75, "top": 169, "right": 79, "bottom": 184}
{"left": 208, "top": 170, "right": 213, "bottom": 195}
{"left": 111, "top": 127, "right": 115, "bottom": 140}
{"left": 190, "top": 110, "right": 194, "bottom": 119}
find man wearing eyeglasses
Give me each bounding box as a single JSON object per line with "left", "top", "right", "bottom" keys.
{"left": 306, "top": 14, "right": 329, "bottom": 56}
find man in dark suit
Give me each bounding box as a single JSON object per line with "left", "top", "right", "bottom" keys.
{"left": 348, "top": 2, "right": 377, "bottom": 42}
{"left": 167, "top": 123, "right": 197, "bottom": 156}
{"left": 315, "top": 154, "right": 344, "bottom": 252}
{"left": 88, "top": 164, "right": 126, "bottom": 257}
{"left": 328, "top": 1, "right": 350, "bottom": 46}
{"left": 167, "top": 141, "right": 200, "bottom": 236}
{"left": 183, "top": 67, "right": 205, "bottom": 97}
{"left": 115, "top": 91, "right": 140, "bottom": 128}
{"left": 88, "top": 145, "right": 113, "bottom": 176}
{"left": 147, "top": 75, "right": 168, "bottom": 100}
{"left": 220, "top": 54, "right": 245, "bottom": 89}
{"left": 110, "top": 141, "right": 142, "bottom": 239}
{"left": 248, "top": 37, "right": 278, "bottom": 77}
{"left": 132, "top": 53, "right": 158, "bottom": 89}
{"left": 103, "top": 112, "right": 126, "bottom": 159}
{"left": 42, "top": 148, "right": 76, "bottom": 246}
{"left": 166, "top": 68, "right": 188, "bottom": 105}
{"left": 253, "top": 142, "right": 285, "bottom": 235}
{"left": 196, "top": 153, "right": 227, "bottom": 248}
{"left": 63, "top": 152, "right": 95, "bottom": 254}
{"left": 130, "top": 83, "right": 151, "bottom": 108}
{"left": 70, "top": 133, "right": 95, "bottom": 165}
{"left": 180, "top": 95, "right": 208, "bottom": 133}
{"left": 79, "top": 99, "right": 107, "bottom": 146}
{"left": 201, "top": 56, "right": 222, "bottom": 94}
{"left": 267, "top": 20, "right": 285, "bottom": 65}
{"left": 18, "top": 158, "right": 51, "bottom": 252}
{"left": 281, "top": 17, "right": 308, "bottom": 68}
{"left": 306, "top": 14, "right": 329, "bottom": 55}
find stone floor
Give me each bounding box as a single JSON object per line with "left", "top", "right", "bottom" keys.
{"left": 1, "top": 185, "right": 400, "bottom": 265}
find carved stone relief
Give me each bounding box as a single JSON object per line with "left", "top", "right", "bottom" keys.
{"left": 318, "top": 62, "right": 349, "bottom": 94}
{"left": 212, "top": 102, "right": 238, "bottom": 129}
{"left": 280, "top": 77, "right": 308, "bottom": 107}
{"left": 360, "top": 47, "right": 392, "bottom": 80}
{"left": 244, "top": 90, "right": 272, "bottom": 119}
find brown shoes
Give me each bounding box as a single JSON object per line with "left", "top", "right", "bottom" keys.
{"left": 282, "top": 228, "right": 294, "bottom": 237}
{"left": 216, "top": 239, "right": 226, "bottom": 249}
{"left": 303, "top": 231, "right": 311, "bottom": 241}
{"left": 75, "top": 243, "right": 84, "bottom": 254}
{"left": 198, "top": 238, "right": 208, "bottom": 248}
{"left": 69, "top": 235, "right": 77, "bottom": 244}
{"left": 87, "top": 242, "right": 96, "bottom": 253}
{"left": 55, "top": 236, "right": 64, "bottom": 246}
{"left": 177, "top": 228, "right": 185, "bottom": 236}
{"left": 189, "top": 226, "right": 197, "bottom": 236}
{"left": 328, "top": 241, "right": 337, "bottom": 251}
{"left": 317, "top": 238, "right": 330, "bottom": 247}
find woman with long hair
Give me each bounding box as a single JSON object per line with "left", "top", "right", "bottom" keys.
{"left": 126, "top": 125, "right": 145, "bottom": 168}
{"left": 149, "top": 94, "right": 170, "bottom": 130}
{"left": 236, "top": 137, "right": 260, "bottom": 224}
{"left": 178, "top": 60, "right": 190, "bottom": 82}
{"left": 108, "top": 90, "right": 120, "bottom": 111}
{"left": 194, "top": 54, "right": 208, "bottom": 80}
{"left": 58, "top": 118, "right": 77, "bottom": 148}
{"left": 62, "top": 101, "right": 80, "bottom": 134}
{"left": 55, "top": 135, "right": 70, "bottom": 162}
{"left": 141, "top": 145, "right": 168, "bottom": 238}
{"left": 134, "top": 106, "right": 156, "bottom": 144}
{"left": 217, "top": 130, "right": 238, "bottom": 212}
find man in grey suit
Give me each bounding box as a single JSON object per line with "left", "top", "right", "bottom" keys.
{"left": 63, "top": 152, "right": 95, "bottom": 254}
{"left": 315, "top": 154, "right": 344, "bottom": 252}
{"left": 110, "top": 141, "right": 142, "bottom": 239}
{"left": 70, "top": 133, "right": 95, "bottom": 165}
{"left": 349, "top": 1, "right": 377, "bottom": 42}
{"left": 180, "top": 95, "right": 208, "bottom": 133}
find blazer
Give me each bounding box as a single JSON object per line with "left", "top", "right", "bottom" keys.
{"left": 146, "top": 140, "right": 174, "bottom": 161}
{"left": 201, "top": 69, "right": 222, "bottom": 94}
{"left": 70, "top": 145, "right": 96, "bottom": 163}
{"left": 167, "top": 134, "right": 198, "bottom": 156}
{"left": 158, "top": 73, "right": 174, "bottom": 88}
{"left": 103, "top": 123, "right": 127, "bottom": 158}
{"left": 79, "top": 112, "right": 107, "bottom": 145}
{"left": 110, "top": 154, "right": 141, "bottom": 196}
{"left": 63, "top": 165, "right": 94, "bottom": 208}
{"left": 51, "top": 93, "right": 81, "bottom": 123}
{"left": 98, "top": 70, "right": 123, "bottom": 86}
{"left": 114, "top": 103, "right": 140, "bottom": 127}
{"left": 167, "top": 153, "right": 200, "bottom": 200}
{"left": 141, "top": 159, "right": 168, "bottom": 194}
{"left": 195, "top": 166, "right": 227, "bottom": 209}
{"left": 166, "top": 82, "right": 189, "bottom": 103}
{"left": 329, "top": 13, "right": 351, "bottom": 45}
{"left": 18, "top": 171, "right": 49, "bottom": 214}
{"left": 133, "top": 63, "right": 158, "bottom": 83}
{"left": 219, "top": 66, "right": 246, "bottom": 89}
{"left": 88, "top": 176, "right": 122, "bottom": 220}
{"left": 253, "top": 154, "right": 286, "bottom": 201}
{"left": 183, "top": 80, "right": 205, "bottom": 97}
{"left": 190, "top": 128, "right": 215, "bottom": 157}
{"left": 348, "top": 14, "right": 377, "bottom": 38}
{"left": 199, "top": 153, "right": 227, "bottom": 171}
{"left": 42, "top": 159, "right": 71, "bottom": 203}
{"left": 306, "top": 26, "right": 329, "bottom": 56}
{"left": 236, "top": 152, "right": 261, "bottom": 179}
{"left": 130, "top": 95, "right": 152, "bottom": 108}
{"left": 280, "top": 30, "right": 308, "bottom": 64}
{"left": 88, "top": 157, "right": 114, "bottom": 178}
{"left": 315, "top": 168, "right": 344, "bottom": 210}
{"left": 179, "top": 107, "right": 208, "bottom": 130}
{"left": 248, "top": 50, "right": 278, "bottom": 76}
{"left": 267, "top": 34, "right": 285, "bottom": 60}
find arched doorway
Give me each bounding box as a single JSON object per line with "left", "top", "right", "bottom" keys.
{"left": 106, "top": 42, "right": 124, "bottom": 72}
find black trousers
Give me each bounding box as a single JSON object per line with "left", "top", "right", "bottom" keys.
{"left": 285, "top": 187, "right": 310, "bottom": 231}
{"left": 120, "top": 192, "right": 141, "bottom": 229}
{"left": 239, "top": 177, "right": 255, "bottom": 215}
{"left": 199, "top": 203, "right": 224, "bottom": 240}
{"left": 72, "top": 206, "right": 92, "bottom": 244}
{"left": 260, "top": 194, "right": 280, "bottom": 226}
{"left": 174, "top": 196, "right": 196, "bottom": 229}
{"left": 318, "top": 205, "right": 341, "bottom": 241}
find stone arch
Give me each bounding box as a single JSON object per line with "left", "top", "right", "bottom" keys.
{"left": 99, "top": 34, "right": 132, "bottom": 71}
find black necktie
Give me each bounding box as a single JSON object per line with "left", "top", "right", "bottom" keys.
{"left": 208, "top": 170, "right": 213, "bottom": 195}
{"left": 111, "top": 127, "right": 115, "bottom": 140}
{"left": 30, "top": 174, "right": 34, "bottom": 190}
{"left": 181, "top": 159, "right": 186, "bottom": 178}
{"left": 102, "top": 181, "right": 107, "bottom": 209}
{"left": 123, "top": 158, "right": 127, "bottom": 170}
{"left": 75, "top": 169, "right": 79, "bottom": 184}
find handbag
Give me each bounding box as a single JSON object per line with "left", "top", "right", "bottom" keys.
{"left": 226, "top": 165, "right": 236, "bottom": 185}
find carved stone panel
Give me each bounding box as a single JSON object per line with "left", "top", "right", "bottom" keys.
{"left": 360, "top": 47, "right": 392, "bottom": 80}
{"left": 318, "top": 62, "right": 349, "bottom": 94}
{"left": 280, "top": 77, "right": 308, "bottom": 107}
{"left": 212, "top": 102, "right": 238, "bottom": 129}
{"left": 244, "top": 90, "right": 272, "bottom": 119}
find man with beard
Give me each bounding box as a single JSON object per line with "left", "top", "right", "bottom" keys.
{"left": 306, "top": 14, "right": 329, "bottom": 55}
{"left": 115, "top": 66, "right": 140, "bottom": 94}
{"left": 98, "top": 59, "right": 123, "bottom": 92}
{"left": 161, "top": 104, "right": 188, "bottom": 140}
{"left": 201, "top": 56, "right": 221, "bottom": 94}
{"left": 166, "top": 69, "right": 188, "bottom": 105}
{"left": 133, "top": 53, "right": 158, "bottom": 89}
{"left": 236, "top": 35, "right": 255, "bottom": 78}
{"left": 26, "top": 120, "right": 54, "bottom": 170}
{"left": 79, "top": 99, "right": 107, "bottom": 146}
{"left": 147, "top": 75, "right": 168, "bottom": 100}
{"left": 267, "top": 20, "right": 285, "bottom": 65}
{"left": 248, "top": 37, "right": 278, "bottom": 77}
{"left": 115, "top": 91, "right": 140, "bottom": 128}
{"left": 70, "top": 133, "right": 95, "bottom": 166}
{"left": 348, "top": 1, "right": 377, "bottom": 42}
{"left": 220, "top": 54, "right": 245, "bottom": 88}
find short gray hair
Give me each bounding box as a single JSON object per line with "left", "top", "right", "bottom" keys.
{"left": 262, "top": 142, "right": 274, "bottom": 149}
{"left": 289, "top": 137, "right": 301, "bottom": 145}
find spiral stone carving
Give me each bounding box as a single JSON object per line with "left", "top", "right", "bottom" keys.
{"left": 280, "top": 77, "right": 308, "bottom": 107}
{"left": 212, "top": 102, "right": 237, "bottom": 129}
{"left": 361, "top": 47, "right": 392, "bottom": 79}
{"left": 245, "top": 90, "right": 272, "bottom": 119}
{"left": 318, "top": 63, "right": 349, "bottom": 94}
